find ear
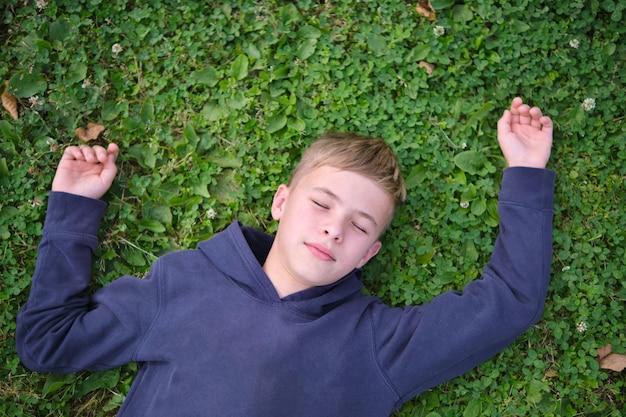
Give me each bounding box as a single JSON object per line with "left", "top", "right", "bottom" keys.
{"left": 356, "top": 241, "right": 382, "bottom": 268}
{"left": 271, "top": 184, "right": 290, "bottom": 221}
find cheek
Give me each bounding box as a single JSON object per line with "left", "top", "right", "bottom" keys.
{"left": 298, "top": 203, "right": 323, "bottom": 224}
{"left": 282, "top": 201, "right": 319, "bottom": 231}
{"left": 355, "top": 239, "right": 381, "bottom": 262}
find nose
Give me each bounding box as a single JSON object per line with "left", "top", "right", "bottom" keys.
{"left": 323, "top": 219, "right": 344, "bottom": 242}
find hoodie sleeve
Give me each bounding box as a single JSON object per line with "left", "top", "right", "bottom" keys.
{"left": 16, "top": 192, "right": 161, "bottom": 373}
{"left": 369, "top": 167, "right": 556, "bottom": 406}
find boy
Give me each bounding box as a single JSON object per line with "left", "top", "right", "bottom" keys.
{"left": 17, "top": 97, "right": 555, "bottom": 416}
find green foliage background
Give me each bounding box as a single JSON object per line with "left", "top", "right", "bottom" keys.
{"left": 1, "top": 0, "right": 624, "bottom": 415}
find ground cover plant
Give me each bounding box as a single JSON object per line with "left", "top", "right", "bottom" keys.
{"left": 1, "top": 0, "right": 624, "bottom": 415}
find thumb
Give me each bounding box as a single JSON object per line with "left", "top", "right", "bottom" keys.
{"left": 106, "top": 143, "right": 120, "bottom": 159}
{"left": 100, "top": 143, "right": 119, "bottom": 186}
{"left": 497, "top": 110, "right": 512, "bottom": 136}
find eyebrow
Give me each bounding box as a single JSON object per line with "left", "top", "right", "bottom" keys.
{"left": 313, "top": 187, "right": 379, "bottom": 228}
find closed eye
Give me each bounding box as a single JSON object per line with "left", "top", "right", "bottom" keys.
{"left": 312, "top": 199, "right": 329, "bottom": 209}
{"left": 353, "top": 222, "right": 368, "bottom": 234}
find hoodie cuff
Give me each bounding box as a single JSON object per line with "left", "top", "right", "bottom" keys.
{"left": 499, "top": 167, "right": 556, "bottom": 210}
{"left": 44, "top": 191, "right": 107, "bottom": 236}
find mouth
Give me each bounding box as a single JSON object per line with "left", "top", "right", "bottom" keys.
{"left": 305, "top": 242, "right": 336, "bottom": 262}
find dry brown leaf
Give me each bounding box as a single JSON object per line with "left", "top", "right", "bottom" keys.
{"left": 597, "top": 344, "right": 612, "bottom": 359}
{"left": 2, "top": 81, "right": 18, "bottom": 120}
{"left": 75, "top": 122, "right": 105, "bottom": 142}
{"left": 416, "top": 0, "right": 437, "bottom": 21}
{"left": 597, "top": 344, "right": 626, "bottom": 372}
{"left": 418, "top": 61, "right": 436, "bottom": 75}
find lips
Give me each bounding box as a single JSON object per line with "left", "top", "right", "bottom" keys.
{"left": 305, "top": 242, "right": 336, "bottom": 262}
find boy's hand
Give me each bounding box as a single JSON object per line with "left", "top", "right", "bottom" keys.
{"left": 51, "top": 143, "right": 119, "bottom": 199}
{"left": 497, "top": 97, "right": 553, "bottom": 169}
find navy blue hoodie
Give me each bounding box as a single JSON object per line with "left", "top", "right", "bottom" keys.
{"left": 16, "top": 167, "right": 555, "bottom": 416}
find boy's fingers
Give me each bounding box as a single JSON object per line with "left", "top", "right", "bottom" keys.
{"left": 540, "top": 116, "right": 553, "bottom": 134}
{"left": 510, "top": 108, "right": 520, "bottom": 125}
{"left": 78, "top": 145, "right": 98, "bottom": 163}
{"left": 529, "top": 107, "right": 543, "bottom": 128}
{"left": 61, "top": 146, "right": 83, "bottom": 161}
{"left": 67, "top": 144, "right": 111, "bottom": 164}
{"left": 517, "top": 104, "right": 531, "bottom": 125}
{"left": 510, "top": 97, "right": 523, "bottom": 111}
{"left": 508, "top": 97, "right": 523, "bottom": 124}
{"left": 93, "top": 146, "right": 111, "bottom": 164}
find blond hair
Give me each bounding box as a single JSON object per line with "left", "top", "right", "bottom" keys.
{"left": 289, "top": 132, "right": 406, "bottom": 209}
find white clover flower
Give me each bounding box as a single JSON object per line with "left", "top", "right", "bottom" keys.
{"left": 460, "top": 201, "right": 470, "bottom": 209}
{"left": 433, "top": 25, "right": 445, "bottom": 37}
{"left": 581, "top": 98, "right": 596, "bottom": 111}
{"left": 461, "top": 142, "right": 467, "bottom": 150}
{"left": 46, "top": 137, "right": 58, "bottom": 151}
{"left": 111, "top": 43, "right": 123, "bottom": 55}
{"left": 569, "top": 39, "right": 580, "bottom": 49}
{"left": 36, "top": 0, "right": 48, "bottom": 10}
{"left": 206, "top": 209, "right": 217, "bottom": 220}
{"left": 28, "top": 95, "right": 43, "bottom": 108}
{"left": 576, "top": 321, "right": 588, "bottom": 333}
{"left": 82, "top": 79, "right": 92, "bottom": 89}
{"left": 561, "top": 265, "right": 570, "bottom": 272}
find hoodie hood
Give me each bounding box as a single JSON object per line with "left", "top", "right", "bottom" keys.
{"left": 197, "top": 221, "right": 364, "bottom": 317}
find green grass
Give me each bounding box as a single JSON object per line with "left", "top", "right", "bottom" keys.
{"left": 1, "top": 0, "right": 624, "bottom": 415}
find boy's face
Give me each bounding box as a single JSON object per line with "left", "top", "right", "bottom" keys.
{"left": 263, "top": 165, "right": 394, "bottom": 297}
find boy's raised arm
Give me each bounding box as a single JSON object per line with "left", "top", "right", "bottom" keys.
{"left": 369, "top": 97, "right": 556, "bottom": 403}
{"left": 17, "top": 142, "right": 161, "bottom": 373}
{"left": 52, "top": 143, "right": 119, "bottom": 199}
